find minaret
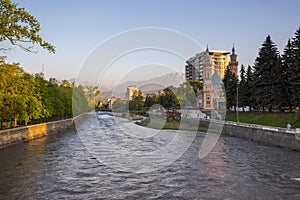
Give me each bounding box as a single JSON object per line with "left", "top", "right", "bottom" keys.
{"left": 229, "top": 44, "right": 238, "bottom": 77}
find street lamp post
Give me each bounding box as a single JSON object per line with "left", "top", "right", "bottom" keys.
{"left": 237, "top": 84, "right": 239, "bottom": 123}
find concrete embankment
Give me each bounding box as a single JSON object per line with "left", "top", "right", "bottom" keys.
{"left": 218, "top": 121, "right": 300, "bottom": 151}
{"left": 0, "top": 118, "right": 75, "bottom": 149}
{"left": 194, "top": 118, "right": 300, "bottom": 151}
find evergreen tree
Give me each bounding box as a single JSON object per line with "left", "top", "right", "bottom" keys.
{"left": 253, "top": 35, "right": 280, "bottom": 112}
{"left": 223, "top": 67, "right": 237, "bottom": 111}
{"left": 282, "top": 39, "right": 294, "bottom": 110}
{"left": 245, "top": 65, "right": 254, "bottom": 110}
{"left": 289, "top": 27, "right": 300, "bottom": 107}
{"left": 238, "top": 65, "right": 247, "bottom": 111}
{"left": 274, "top": 55, "right": 288, "bottom": 111}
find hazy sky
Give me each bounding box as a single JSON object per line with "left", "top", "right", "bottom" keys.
{"left": 4, "top": 0, "right": 300, "bottom": 88}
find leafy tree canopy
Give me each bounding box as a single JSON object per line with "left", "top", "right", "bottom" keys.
{"left": 0, "top": 0, "right": 55, "bottom": 53}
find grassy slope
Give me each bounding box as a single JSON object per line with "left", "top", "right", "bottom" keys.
{"left": 136, "top": 118, "right": 209, "bottom": 131}
{"left": 136, "top": 112, "right": 300, "bottom": 130}
{"left": 226, "top": 112, "right": 300, "bottom": 128}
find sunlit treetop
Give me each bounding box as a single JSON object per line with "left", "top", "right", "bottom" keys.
{"left": 0, "top": 0, "right": 55, "bottom": 53}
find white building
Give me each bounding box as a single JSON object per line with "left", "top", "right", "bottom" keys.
{"left": 126, "top": 86, "right": 139, "bottom": 100}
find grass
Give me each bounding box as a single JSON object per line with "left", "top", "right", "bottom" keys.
{"left": 135, "top": 112, "right": 300, "bottom": 131}
{"left": 226, "top": 111, "right": 300, "bottom": 128}
{"left": 136, "top": 117, "right": 209, "bottom": 131}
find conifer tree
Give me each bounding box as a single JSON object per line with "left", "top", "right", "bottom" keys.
{"left": 282, "top": 39, "right": 294, "bottom": 110}
{"left": 223, "top": 67, "right": 237, "bottom": 111}
{"left": 253, "top": 35, "right": 280, "bottom": 112}
{"left": 289, "top": 27, "right": 300, "bottom": 107}
{"left": 245, "top": 65, "right": 254, "bottom": 110}
{"left": 238, "top": 65, "right": 247, "bottom": 111}
{"left": 273, "top": 55, "right": 288, "bottom": 111}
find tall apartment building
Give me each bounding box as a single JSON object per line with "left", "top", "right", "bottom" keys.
{"left": 185, "top": 45, "right": 238, "bottom": 111}
{"left": 185, "top": 45, "right": 238, "bottom": 83}
{"left": 126, "top": 86, "right": 139, "bottom": 100}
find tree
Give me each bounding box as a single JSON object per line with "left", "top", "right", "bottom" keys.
{"left": 34, "top": 74, "right": 54, "bottom": 119}
{"left": 174, "top": 82, "right": 198, "bottom": 108}
{"left": 144, "top": 94, "right": 158, "bottom": 107}
{"left": 0, "top": 61, "right": 43, "bottom": 127}
{"left": 238, "top": 65, "right": 247, "bottom": 111}
{"left": 223, "top": 67, "right": 237, "bottom": 111}
{"left": 245, "top": 65, "right": 254, "bottom": 110}
{"left": 253, "top": 35, "right": 280, "bottom": 112}
{"left": 22, "top": 73, "right": 43, "bottom": 125}
{"left": 111, "top": 99, "right": 127, "bottom": 112}
{"left": 82, "top": 85, "right": 100, "bottom": 108}
{"left": 129, "top": 91, "right": 145, "bottom": 114}
{"left": 72, "top": 87, "right": 89, "bottom": 116}
{"left": 282, "top": 39, "right": 294, "bottom": 110}
{"left": 273, "top": 55, "right": 288, "bottom": 111}
{"left": 187, "top": 80, "right": 202, "bottom": 94}
{"left": 288, "top": 27, "right": 300, "bottom": 107}
{"left": 158, "top": 88, "right": 177, "bottom": 109}
{"left": 0, "top": 0, "right": 55, "bottom": 53}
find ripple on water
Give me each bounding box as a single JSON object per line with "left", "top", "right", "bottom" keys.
{"left": 0, "top": 114, "right": 300, "bottom": 199}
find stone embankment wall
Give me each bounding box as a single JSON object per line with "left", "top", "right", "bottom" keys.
{"left": 222, "top": 122, "right": 300, "bottom": 151}
{"left": 0, "top": 118, "right": 74, "bottom": 148}
{"left": 197, "top": 119, "right": 300, "bottom": 151}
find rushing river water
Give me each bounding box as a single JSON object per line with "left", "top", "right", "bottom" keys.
{"left": 0, "top": 113, "right": 300, "bottom": 199}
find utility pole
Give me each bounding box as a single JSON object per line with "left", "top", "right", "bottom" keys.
{"left": 237, "top": 84, "right": 239, "bottom": 123}
{"left": 41, "top": 64, "right": 45, "bottom": 79}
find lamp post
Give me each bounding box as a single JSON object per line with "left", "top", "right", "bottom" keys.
{"left": 237, "top": 84, "right": 239, "bottom": 123}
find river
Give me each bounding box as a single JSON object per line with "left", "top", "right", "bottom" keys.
{"left": 0, "top": 112, "right": 300, "bottom": 199}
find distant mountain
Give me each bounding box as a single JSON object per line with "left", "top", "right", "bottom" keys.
{"left": 110, "top": 72, "right": 185, "bottom": 98}
{"left": 69, "top": 78, "right": 97, "bottom": 86}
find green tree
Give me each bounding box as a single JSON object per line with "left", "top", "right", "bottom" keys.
{"left": 59, "top": 81, "right": 73, "bottom": 118}
{"left": 129, "top": 91, "right": 144, "bottom": 113}
{"left": 22, "top": 73, "right": 43, "bottom": 125}
{"left": 112, "top": 99, "right": 127, "bottom": 112}
{"left": 34, "top": 74, "right": 55, "bottom": 120}
{"left": 144, "top": 94, "right": 158, "bottom": 107}
{"left": 0, "top": 0, "right": 55, "bottom": 53}
{"left": 72, "top": 87, "right": 89, "bottom": 116}
{"left": 273, "top": 55, "right": 288, "bottom": 111}
{"left": 158, "top": 88, "right": 177, "bottom": 109}
{"left": 282, "top": 39, "right": 294, "bottom": 111}
{"left": 0, "top": 62, "right": 28, "bottom": 127}
{"left": 253, "top": 35, "right": 280, "bottom": 112}
{"left": 0, "top": 61, "right": 43, "bottom": 127}
{"left": 174, "top": 82, "right": 198, "bottom": 107}
{"left": 245, "top": 65, "right": 254, "bottom": 110}
{"left": 223, "top": 67, "right": 237, "bottom": 111}
{"left": 187, "top": 80, "right": 202, "bottom": 94}
{"left": 82, "top": 85, "right": 99, "bottom": 108}
{"left": 288, "top": 27, "right": 300, "bottom": 107}
{"left": 238, "top": 65, "right": 247, "bottom": 111}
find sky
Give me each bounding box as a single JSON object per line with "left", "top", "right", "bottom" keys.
{"left": 4, "top": 0, "right": 300, "bottom": 89}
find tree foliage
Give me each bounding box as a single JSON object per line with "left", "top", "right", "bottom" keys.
{"left": 0, "top": 60, "right": 89, "bottom": 129}
{"left": 245, "top": 65, "right": 254, "bottom": 109}
{"left": 238, "top": 65, "right": 248, "bottom": 111}
{"left": 0, "top": 0, "right": 55, "bottom": 53}
{"left": 223, "top": 67, "right": 237, "bottom": 110}
{"left": 224, "top": 27, "right": 300, "bottom": 112}
{"left": 287, "top": 28, "right": 300, "bottom": 107}
{"left": 253, "top": 35, "right": 281, "bottom": 112}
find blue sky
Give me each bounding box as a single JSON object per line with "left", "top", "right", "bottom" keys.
{"left": 4, "top": 0, "right": 300, "bottom": 88}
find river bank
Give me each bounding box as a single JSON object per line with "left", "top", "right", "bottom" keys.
{"left": 0, "top": 117, "right": 75, "bottom": 149}
{"left": 137, "top": 117, "right": 300, "bottom": 151}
